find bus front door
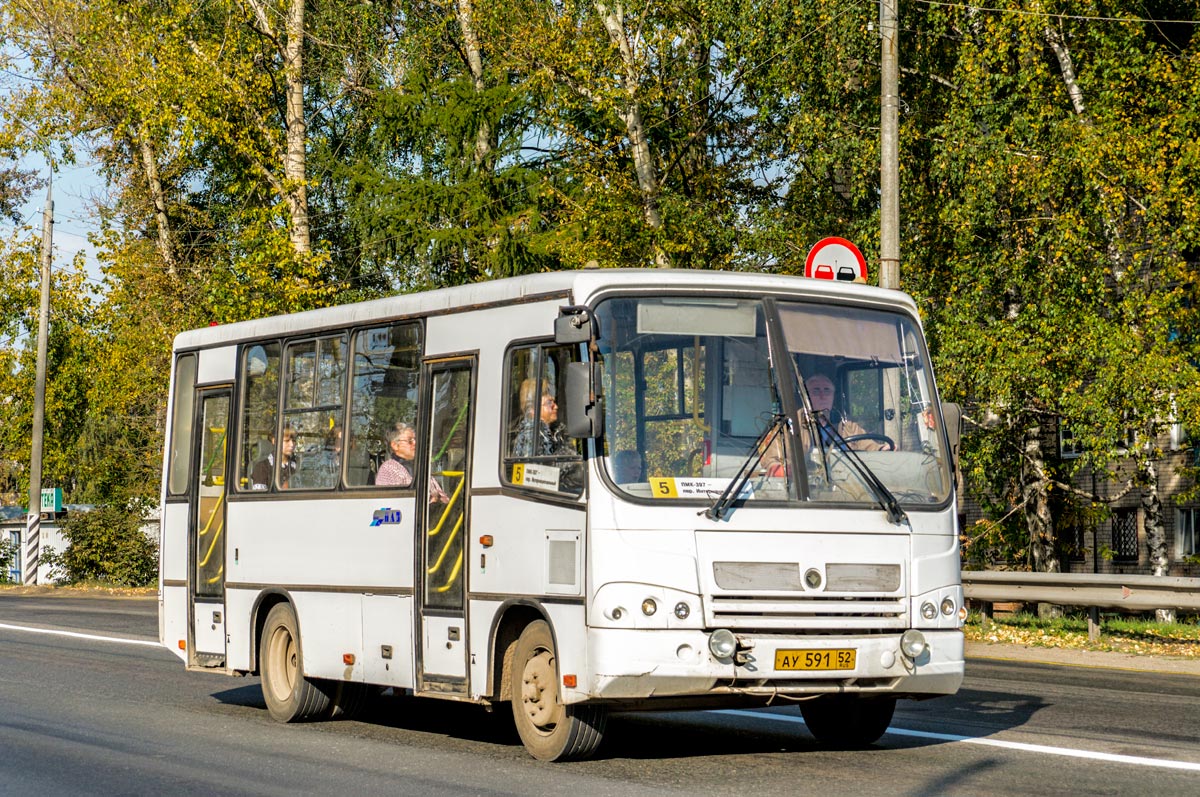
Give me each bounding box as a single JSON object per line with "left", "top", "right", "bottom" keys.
{"left": 189, "top": 389, "right": 230, "bottom": 668}
{"left": 416, "top": 357, "right": 475, "bottom": 695}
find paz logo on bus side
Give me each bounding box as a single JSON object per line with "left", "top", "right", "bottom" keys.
{"left": 805, "top": 237, "right": 868, "bottom": 282}
{"left": 370, "top": 507, "right": 402, "bottom": 527}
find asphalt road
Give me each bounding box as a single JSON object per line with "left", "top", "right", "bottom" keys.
{"left": 1, "top": 593, "right": 1198, "bottom": 796}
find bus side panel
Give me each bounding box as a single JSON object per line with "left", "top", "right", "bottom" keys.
{"left": 470, "top": 496, "right": 585, "bottom": 597}
{"left": 291, "top": 591, "right": 366, "bottom": 683}
{"left": 362, "top": 595, "right": 415, "bottom": 688}
{"left": 226, "top": 497, "right": 415, "bottom": 587}
{"left": 160, "top": 501, "right": 190, "bottom": 660}
{"left": 161, "top": 584, "right": 188, "bottom": 663}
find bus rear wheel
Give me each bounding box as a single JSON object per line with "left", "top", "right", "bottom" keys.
{"left": 510, "top": 620, "right": 607, "bottom": 761}
{"left": 261, "top": 602, "right": 333, "bottom": 722}
{"left": 800, "top": 694, "right": 896, "bottom": 748}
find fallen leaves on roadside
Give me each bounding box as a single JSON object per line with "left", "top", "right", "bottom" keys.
{"left": 965, "top": 622, "right": 1200, "bottom": 659}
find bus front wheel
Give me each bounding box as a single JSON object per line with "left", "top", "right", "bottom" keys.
{"left": 510, "top": 620, "right": 607, "bottom": 761}
{"left": 800, "top": 694, "right": 896, "bottom": 748}
{"left": 260, "top": 602, "right": 333, "bottom": 722}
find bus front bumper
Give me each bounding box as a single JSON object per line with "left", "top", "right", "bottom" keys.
{"left": 578, "top": 628, "right": 964, "bottom": 703}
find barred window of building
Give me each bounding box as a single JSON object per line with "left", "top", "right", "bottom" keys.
{"left": 1111, "top": 508, "right": 1139, "bottom": 562}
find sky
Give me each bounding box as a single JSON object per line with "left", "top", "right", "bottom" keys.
{"left": 4, "top": 152, "right": 105, "bottom": 285}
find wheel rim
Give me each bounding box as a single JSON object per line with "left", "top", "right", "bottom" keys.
{"left": 266, "top": 624, "right": 298, "bottom": 703}
{"left": 520, "top": 647, "right": 560, "bottom": 734}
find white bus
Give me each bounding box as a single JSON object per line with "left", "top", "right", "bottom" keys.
{"left": 160, "top": 269, "right": 964, "bottom": 761}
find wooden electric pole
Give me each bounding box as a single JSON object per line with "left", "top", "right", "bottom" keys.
{"left": 25, "top": 182, "right": 52, "bottom": 585}
{"left": 879, "top": 0, "right": 900, "bottom": 290}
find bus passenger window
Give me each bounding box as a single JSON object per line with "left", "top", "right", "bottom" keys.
{"left": 237, "top": 343, "right": 280, "bottom": 492}
{"left": 503, "top": 343, "right": 584, "bottom": 496}
{"left": 346, "top": 322, "right": 423, "bottom": 488}
{"left": 283, "top": 335, "right": 347, "bottom": 490}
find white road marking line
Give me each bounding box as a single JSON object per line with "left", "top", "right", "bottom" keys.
{"left": 717, "top": 709, "right": 1200, "bottom": 773}
{"left": 0, "top": 622, "right": 163, "bottom": 649}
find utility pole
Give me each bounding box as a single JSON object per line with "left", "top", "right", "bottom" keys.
{"left": 879, "top": 0, "right": 900, "bottom": 291}
{"left": 25, "top": 182, "right": 52, "bottom": 585}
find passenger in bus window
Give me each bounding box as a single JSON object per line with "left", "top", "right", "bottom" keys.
{"left": 801, "top": 373, "right": 888, "bottom": 452}
{"left": 251, "top": 424, "right": 299, "bottom": 490}
{"left": 298, "top": 423, "right": 342, "bottom": 489}
{"left": 513, "top": 378, "right": 583, "bottom": 494}
{"left": 611, "top": 449, "right": 645, "bottom": 483}
{"left": 376, "top": 423, "right": 449, "bottom": 501}
{"left": 512, "top": 378, "right": 573, "bottom": 458}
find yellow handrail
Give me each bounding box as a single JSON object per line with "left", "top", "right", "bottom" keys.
{"left": 426, "top": 471, "right": 465, "bottom": 538}
{"left": 434, "top": 552, "right": 463, "bottom": 594}
{"left": 197, "top": 496, "right": 225, "bottom": 568}
{"left": 426, "top": 512, "right": 464, "bottom": 573}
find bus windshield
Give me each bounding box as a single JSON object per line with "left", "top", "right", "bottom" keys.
{"left": 595, "top": 295, "right": 953, "bottom": 510}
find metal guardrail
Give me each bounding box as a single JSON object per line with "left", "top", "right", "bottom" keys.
{"left": 962, "top": 570, "right": 1200, "bottom": 641}
{"left": 962, "top": 571, "right": 1200, "bottom": 612}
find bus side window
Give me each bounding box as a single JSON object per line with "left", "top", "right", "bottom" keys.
{"left": 503, "top": 342, "right": 584, "bottom": 496}
{"left": 347, "top": 322, "right": 423, "bottom": 488}
{"left": 237, "top": 343, "right": 281, "bottom": 491}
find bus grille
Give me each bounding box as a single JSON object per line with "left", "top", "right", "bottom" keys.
{"left": 707, "top": 594, "right": 908, "bottom": 632}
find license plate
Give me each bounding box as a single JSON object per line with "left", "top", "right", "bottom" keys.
{"left": 774, "top": 649, "right": 857, "bottom": 671}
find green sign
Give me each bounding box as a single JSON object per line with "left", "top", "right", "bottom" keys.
{"left": 40, "top": 487, "right": 62, "bottom": 513}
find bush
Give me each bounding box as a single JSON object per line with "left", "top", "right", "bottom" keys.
{"left": 49, "top": 506, "right": 158, "bottom": 587}
{"left": 0, "top": 536, "right": 14, "bottom": 584}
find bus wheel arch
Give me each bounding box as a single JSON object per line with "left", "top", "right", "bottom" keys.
{"left": 259, "top": 601, "right": 334, "bottom": 722}
{"left": 509, "top": 618, "right": 607, "bottom": 761}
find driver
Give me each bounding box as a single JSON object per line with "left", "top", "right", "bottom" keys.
{"left": 800, "top": 373, "right": 888, "bottom": 451}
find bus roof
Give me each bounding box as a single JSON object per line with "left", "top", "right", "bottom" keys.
{"left": 172, "top": 268, "right": 920, "bottom": 351}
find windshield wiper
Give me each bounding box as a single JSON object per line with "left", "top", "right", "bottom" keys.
{"left": 819, "top": 420, "right": 909, "bottom": 526}
{"left": 703, "top": 413, "right": 788, "bottom": 521}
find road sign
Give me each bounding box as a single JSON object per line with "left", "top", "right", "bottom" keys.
{"left": 805, "top": 237, "right": 868, "bottom": 282}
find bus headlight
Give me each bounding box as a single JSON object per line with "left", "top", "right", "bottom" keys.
{"left": 921, "top": 601, "right": 937, "bottom": 620}
{"left": 641, "top": 598, "right": 657, "bottom": 616}
{"left": 941, "top": 597, "right": 956, "bottom": 616}
{"left": 673, "top": 602, "right": 691, "bottom": 620}
{"left": 708, "top": 629, "right": 737, "bottom": 659}
{"left": 900, "top": 629, "right": 927, "bottom": 660}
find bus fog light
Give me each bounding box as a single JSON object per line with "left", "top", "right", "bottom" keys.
{"left": 641, "top": 598, "right": 657, "bottom": 616}
{"left": 673, "top": 602, "right": 690, "bottom": 620}
{"left": 941, "top": 597, "right": 956, "bottom": 616}
{"left": 900, "top": 629, "right": 927, "bottom": 660}
{"left": 708, "top": 629, "right": 737, "bottom": 659}
{"left": 921, "top": 601, "right": 937, "bottom": 620}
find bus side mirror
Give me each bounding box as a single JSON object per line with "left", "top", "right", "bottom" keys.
{"left": 555, "top": 305, "right": 594, "bottom": 344}
{"left": 565, "top": 361, "right": 603, "bottom": 439}
{"left": 941, "top": 401, "right": 962, "bottom": 468}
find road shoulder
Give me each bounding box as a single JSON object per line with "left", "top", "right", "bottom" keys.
{"left": 967, "top": 640, "right": 1200, "bottom": 677}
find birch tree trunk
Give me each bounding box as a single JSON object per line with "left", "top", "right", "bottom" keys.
{"left": 455, "top": 0, "right": 493, "bottom": 169}
{"left": 244, "top": 0, "right": 310, "bottom": 256}
{"left": 1139, "top": 457, "right": 1175, "bottom": 622}
{"left": 596, "top": 2, "right": 669, "bottom": 267}
{"left": 1022, "top": 424, "right": 1059, "bottom": 573}
{"left": 136, "top": 132, "right": 177, "bottom": 277}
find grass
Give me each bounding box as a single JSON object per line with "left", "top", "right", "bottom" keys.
{"left": 966, "top": 610, "right": 1200, "bottom": 659}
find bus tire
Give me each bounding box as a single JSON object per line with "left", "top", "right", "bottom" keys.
{"left": 260, "top": 602, "right": 332, "bottom": 722}
{"left": 800, "top": 694, "right": 896, "bottom": 748}
{"left": 510, "top": 620, "right": 607, "bottom": 761}
{"left": 327, "top": 681, "right": 371, "bottom": 719}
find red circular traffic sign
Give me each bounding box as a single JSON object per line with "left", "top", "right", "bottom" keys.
{"left": 805, "top": 237, "right": 868, "bottom": 282}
